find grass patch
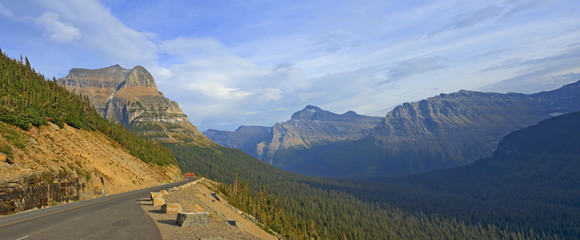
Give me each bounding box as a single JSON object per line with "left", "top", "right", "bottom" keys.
{"left": 72, "top": 165, "right": 91, "bottom": 182}
{"left": 0, "top": 124, "right": 28, "bottom": 150}
{"left": 0, "top": 144, "right": 13, "bottom": 159}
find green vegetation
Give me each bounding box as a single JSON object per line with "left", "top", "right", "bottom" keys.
{"left": 167, "top": 142, "right": 537, "bottom": 239}
{"left": 170, "top": 112, "right": 580, "bottom": 239}
{"left": 0, "top": 144, "right": 13, "bottom": 159}
{"left": 0, "top": 122, "right": 28, "bottom": 150}
{"left": 0, "top": 50, "right": 176, "bottom": 166}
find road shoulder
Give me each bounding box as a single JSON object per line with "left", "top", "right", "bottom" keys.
{"left": 140, "top": 178, "right": 277, "bottom": 240}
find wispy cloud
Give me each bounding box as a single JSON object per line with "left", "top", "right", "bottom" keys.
{"left": 1, "top": 0, "right": 579, "bottom": 131}
{"left": 383, "top": 56, "right": 448, "bottom": 83}
{"left": 481, "top": 46, "right": 580, "bottom": 72}
{"left": 453, "top": 5, "right": 503, "bottom": 29}
{"left": 0, "top": 2, "right": 14, "bottom": 18}
{"left": 502, "top": 0, "right": 547, "bottom": 18}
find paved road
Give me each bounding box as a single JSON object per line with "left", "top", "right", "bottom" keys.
{"left": 0, "top": 179, "right": 194, "bottom": 240}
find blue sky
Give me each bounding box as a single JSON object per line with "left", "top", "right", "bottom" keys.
{"left": 1, "top": 0, "right": 579, "bottom": 131}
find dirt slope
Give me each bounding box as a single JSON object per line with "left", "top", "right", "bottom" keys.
{"left": 0, "top": 121, "right": 181, "bottom": 200}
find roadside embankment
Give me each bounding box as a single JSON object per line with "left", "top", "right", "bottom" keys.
{"left": 0, "top": 121, "right": 181, "bottom": 215}
{"left": 140, "top": 178, "right": 277, "bottom": 240}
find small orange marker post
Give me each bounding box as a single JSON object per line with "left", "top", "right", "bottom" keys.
{"left": 194, "top": 204, "right": 203, "bottom": 211}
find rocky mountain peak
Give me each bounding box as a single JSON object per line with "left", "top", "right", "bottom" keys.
{"left": 290, "top": 105, "right": 333, "bottom": 121}
{"left": 125, "top": 65, "right": 157, "bottom": 89}
{"left": 343, "top": 110, "right": 357, "bottom": 116}
{"left": 58, "top": 65, "right": 214, "bottom": 146}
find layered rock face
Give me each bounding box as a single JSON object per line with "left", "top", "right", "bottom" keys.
{"left": 204, "top": 105, "right": 382, "bottom": 166}
{"left": 58, "top": 65, "right": 212, "bottom": 146}
{"left": 0, "top": 175, "right": 82, "bottom": 215}
{"left": 370, "top": 81, "right": 580, "bottom": 168}
{"left": 266, "top": 106, "right": 382, "bottom": 163}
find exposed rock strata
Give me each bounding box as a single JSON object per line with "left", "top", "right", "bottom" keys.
{"left": 0, "top": 174, "right": 81, "bottom": 215}
{"left": 370, "top": 81, "right": 580, "bottom": 168}
{"left": 58, "top": 65, "right": 213, "bottom": 146}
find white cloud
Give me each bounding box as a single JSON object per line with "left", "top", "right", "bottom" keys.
{"left": 185, "top": 81, "right": 251, "bottom": 100}
{"left": 36, "top": 12, "right": 81, "bottom": 43}
{"left": 150, "top": 36, "right": 311, "bottom": 130}
{"left": 33, "top": 0, "right": 157, "bottom": 66}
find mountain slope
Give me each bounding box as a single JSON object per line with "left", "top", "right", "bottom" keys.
{"left": 289, "top": 81, "right": 580, "bottom": 177}
{"left": 204, "top": 105, "right": 382, "bottom": 167}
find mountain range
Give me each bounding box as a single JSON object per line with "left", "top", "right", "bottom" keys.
{"left": 205, "top": 80, "right": 580, "bottom": 177}
{"left": 204, "top": 105, "right": 382, "bottom": 166}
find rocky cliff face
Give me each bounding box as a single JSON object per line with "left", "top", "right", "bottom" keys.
{"left": 1, "top": 174, "right": 82, "bottom": 215}
{"left": 370, "top": 81, "right": 580, "bottom": 167}
{"left": 204, "top": 105, "right": 382, "bottom": 166}
{"left": 286, "top": 80, "right": 580, "bottom": 177}
{"left": 58, "top": 65, "right": 213, "bottom": 146}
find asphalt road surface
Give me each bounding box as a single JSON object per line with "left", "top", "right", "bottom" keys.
{"left": 0, "top": 179, "right": 194, "bottom": 240}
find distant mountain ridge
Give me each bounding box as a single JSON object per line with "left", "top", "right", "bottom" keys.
{"left": 58, "top": 65, "right": 212, "bottom": 146}
{"left": 203, "top": 105, "right": 382, "bottom": 165}
{"left": 290, "top": 80, "right": 580, "bottom": 177}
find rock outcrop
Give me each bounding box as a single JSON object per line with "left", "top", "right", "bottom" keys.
{"left": 58, "top": 65, "right": 213, "bottom": 146}
{"left": 0, "top": 174, "right": 82, "bottom": 215}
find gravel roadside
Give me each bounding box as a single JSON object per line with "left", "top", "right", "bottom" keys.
{"left": 140, "top": 179, "right": 277, "bottom": 240}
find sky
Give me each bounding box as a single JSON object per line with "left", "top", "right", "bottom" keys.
{"left": 1, "top": 0, "right": 579, "bottom": 131}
